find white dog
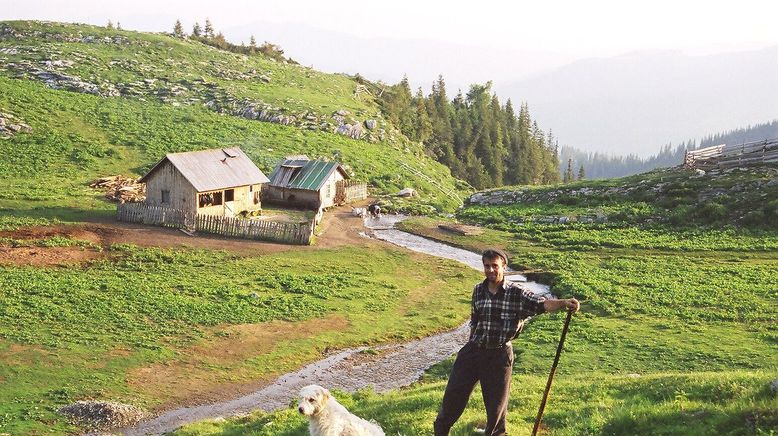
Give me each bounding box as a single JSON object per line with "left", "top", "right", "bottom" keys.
{"left": 297, "top": 385, "right": 384, "bottom": 436}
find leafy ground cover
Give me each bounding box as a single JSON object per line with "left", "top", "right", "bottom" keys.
{"left": 0, "top": 243, "right": 480, "bottom": 434}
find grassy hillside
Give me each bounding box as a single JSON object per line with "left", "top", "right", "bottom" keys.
{"left": 0, "top": 243, "right": 481, "bottom": 434}
{"left": 0, "top": 20, "right": 468, "bottom": 225}
{"left": 186, "top": 168, "right": 778, "bottom": 434}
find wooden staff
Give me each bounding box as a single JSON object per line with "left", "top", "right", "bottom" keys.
{"left": 532, "top": 309, "right": 574, "bottom": 436}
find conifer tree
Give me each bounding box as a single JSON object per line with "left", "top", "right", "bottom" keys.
{"left": 106, "top": 20, "right": 114, "bottom": 29}
{"left": 116, "top": 22, "right": 122, "bottom": 30}
{"left": 413, "top": 88, "right": 433, "bottom": 143}
{"left": 504, "top": 99, "right": 521, "bottom": 185}
{"left": 564, "top": 158, "right": 574, "bottom": 183}
{"left": 578, "top": 165, "right": 586, "bottom": 180}
{"left": 173, "top": 20, "right": 184, "bottom": 38}
{"left": 204, "top": 18, "right": 215, "bottom": 38}
{"left": 516, "top": 103, "right": 534, "bottom": 184}
{"left": 192, "top": 22, "right": 202, "bottom": 37}
{"left": 249, "top": 35, "right": 257, "bottom": 53}
{"left": 383, "top": 76, "right": 415, "bottom": 139}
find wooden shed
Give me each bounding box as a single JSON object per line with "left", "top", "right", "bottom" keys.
{"left": 139, "top": 147, "right": 270, "bottom": 217}
{"left": 264, "top": 156, "right": 352, "bottom": 210}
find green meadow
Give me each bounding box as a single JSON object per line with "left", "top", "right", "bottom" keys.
{"left": 0, "top": 20, "right": 776, "bottom": 435}
{"left": 0, "top": 244, "right": 480, "bottom": 434}
{"left": 181, "top": 171, "right": 778, "bottom": 435}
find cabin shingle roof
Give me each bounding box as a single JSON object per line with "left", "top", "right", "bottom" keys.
{"left": 140, "top": 147, "right": 270, "bottom": 192}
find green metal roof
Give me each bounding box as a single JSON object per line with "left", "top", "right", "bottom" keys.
{"left": 269, "top": 159, "right": 347, "bottom": 191}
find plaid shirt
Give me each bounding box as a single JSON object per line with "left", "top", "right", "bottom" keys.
{"left": 469, "top": 279, "right": 547, "bottom": 348}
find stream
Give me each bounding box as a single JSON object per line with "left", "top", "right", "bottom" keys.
{"left": 120, "top": 215, "right": 551, "bottom": 435}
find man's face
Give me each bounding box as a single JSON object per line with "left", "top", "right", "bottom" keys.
{"left": 483, "top": 255, "right": 506, "bottom": 284}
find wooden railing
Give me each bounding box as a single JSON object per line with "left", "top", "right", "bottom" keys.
{"left": 684, "top": 138, "right": 778, "bottom": 169}
{"left": 335, "top": 180, "right": 368, "bottom": 204}
{"left": 117, "top": 203, "right": 314, "bottom": 245}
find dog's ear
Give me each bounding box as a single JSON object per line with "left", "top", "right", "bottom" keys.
{"left": 320, "top": 386, "right": 331, "bottom": 400}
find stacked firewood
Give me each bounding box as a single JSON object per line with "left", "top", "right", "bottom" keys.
{"left": 90, "top": 175, "right": 146, "bottom": 203}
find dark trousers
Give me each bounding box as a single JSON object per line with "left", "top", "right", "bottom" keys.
{"left": 434, "top": 341, "right": 514, "bottom": 436}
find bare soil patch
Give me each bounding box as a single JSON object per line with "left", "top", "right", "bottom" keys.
{"left": 0, "top": 342, "right": 53, "bottom": 365}
{"left": 0, "top": 204, "right": 375, "bottom": 267}
{"left": 0, "top": 245, "right": 103, "bottom": 267}
{"left": 127, "top": 315, "right": 350, "bottom": 411}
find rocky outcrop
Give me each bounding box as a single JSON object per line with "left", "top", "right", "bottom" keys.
{"left": 0, "top": 111, "right": 32, "bottom": 137}
{"left": 59, "top": 400, "right": 144, "bottom": 430}
{"left": 0, "top": 23, "right": 393, "bottom": 145}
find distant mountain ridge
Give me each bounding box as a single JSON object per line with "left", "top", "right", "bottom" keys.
{"left": 560, "top": 119, "right": 778, "bottom": 180}
{"left": 498, "top": 46, "right": 778, "bottom": 157}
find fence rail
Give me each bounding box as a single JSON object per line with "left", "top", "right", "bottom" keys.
{"left": 117, "top": 203, "right": 314, "bottom": 245}
{"left": 684, "top": 138, "right": 778, "bottom": 169}
{"left": 335, "top": 180, "right": 368, "bottom": 205}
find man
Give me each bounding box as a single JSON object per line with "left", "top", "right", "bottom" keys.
{"left": 434, "top": 248, "right": 579, "bottom": 436}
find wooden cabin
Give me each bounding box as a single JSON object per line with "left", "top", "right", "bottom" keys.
{"left": 139, "top": 147, "right": 270, "bottom": 217}
{"left": 264, "top": 156, "right": 352, "bottom": 210}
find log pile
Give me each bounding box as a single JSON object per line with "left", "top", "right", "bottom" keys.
{"left": 90, "top": 175, "right": 146, "bottom": 203}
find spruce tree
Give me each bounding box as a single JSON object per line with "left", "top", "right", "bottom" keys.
{"left": 116, "top": 22, "right": 122, "bottom": 30}
{"left": 192, "top": 22, "right": 202, "bottom": 37}
{"left": 249, "top": 35, "right": 257, "bottom": 53}
{"left": 564, "top": 158, "right": 574, "bottom": 183}
{"left": 578, "top": 165, "right": 586, "bottom": 180}
{"left": 173, "top": 20, "right": 184, "bottom": 38}
{"left": 413, "top": 88, "right": 433, "bottom": 143}
{"left": 504, "top": 99, "right": 521, "bottom": 185}
{"left": 106, "top": 20, "right": 114, "bottom": 29}
{"left": 384, "top": 76, "right": 415, "bottom": 140}
{"left": 204, "top": 18, "right": 214, "bottom": 38}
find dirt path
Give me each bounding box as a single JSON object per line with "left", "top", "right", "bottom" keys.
{"left": 120, "top": 323, "right": 470, "bottom": 435}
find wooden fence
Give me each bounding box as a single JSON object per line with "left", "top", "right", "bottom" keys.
{"left": 684, "top": 138, "right": 778, "bottom": 169}
{"left": 117, "top": 203, "right": 314, "bottom": 245}
{"left": 336, "top": 180, "right": 368, "bottom": 204}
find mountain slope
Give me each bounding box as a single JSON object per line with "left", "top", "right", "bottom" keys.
{"left": 0, "top": 20, "right": 468, "bottom": 222}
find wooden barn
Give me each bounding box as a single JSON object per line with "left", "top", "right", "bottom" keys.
{"left": 264, "top": 156, "right": 361, "bottom": 210}
{"left": 139, "top": 147, "right": 270, "bottom": 217}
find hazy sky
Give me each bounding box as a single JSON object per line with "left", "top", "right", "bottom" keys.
{"left": 3, "top": 0, "right": 778, "bottom": 58}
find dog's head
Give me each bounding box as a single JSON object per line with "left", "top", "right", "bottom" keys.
{"left": 298, "top": 384, "right": 330, "bottom": 416}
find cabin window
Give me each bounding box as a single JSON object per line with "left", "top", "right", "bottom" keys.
{"left": 198, "top": 192, "right": 223, "bottom": 207}
{"left": 161, "top": 189, "right": 170, "bottom": 204}
{"left": 225, "top": 189, "right": 234, "bottom": 202}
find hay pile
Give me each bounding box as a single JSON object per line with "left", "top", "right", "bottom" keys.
{"left": 90, "top": 175, "right": 145, "bottom": 203}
